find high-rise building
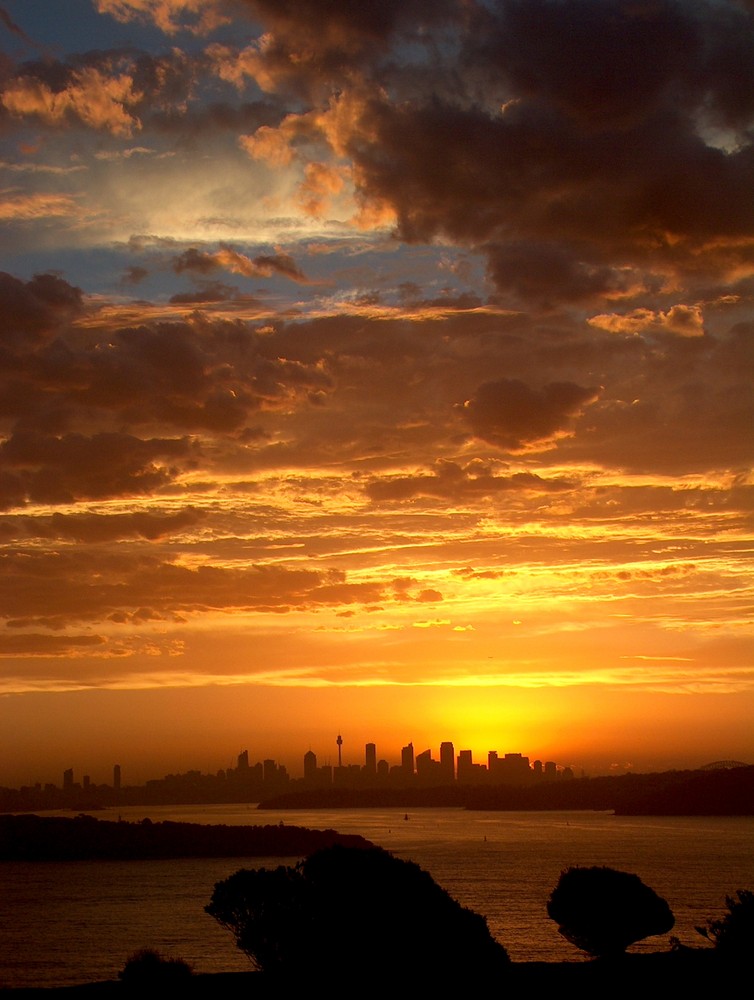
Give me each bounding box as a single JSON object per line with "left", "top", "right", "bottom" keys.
{"left": 237, "top": 749, "right": 249, "bottom": 770}
{"left": 440, "top": 741, "right": 455, "bottom": 783}
{"left": 456, "top": 749, "right": 473, "bottom": 784}
{"left": 303, "top": 749, "right": 317, "bottom": 781}
{"left": 365, "top": 742, "right": 377, "bottom": 776}
{"left": 401, "top": 741, "right": 414, "bottom": 775}
{"left": 63, "top": 767, "right": 73, "bottom": 792}
{"left": 263, "top": 759, "right": 277, "bottom": 783}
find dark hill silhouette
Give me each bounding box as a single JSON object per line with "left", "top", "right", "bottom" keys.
{"left": 0, "top": 813, "right": 371, "bottom": 861}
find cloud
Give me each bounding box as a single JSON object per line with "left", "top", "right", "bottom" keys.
{"left": 121, "top": 265, "right": 149, "bottom": 285}
{"left": 0, "top": 549, "right": 391, "bottom": 629}
{"left": 1, "top": 66, "right": 142, "bottom": 135}
{"left": 222, "top": 1, "right": 754, "bottom": 306}
{"left": 459, "top": 379, "right": 600, "bottom": 451}
{"left": 169, "top": 280, "right": 241, "bottom": 303}
{"left": 0, "top": 192, "right": 81, "bottom": 221}
{"left": 0, "top": 431, "right": 192, "bottom": 507}
{"left": 172, "top": 245, "right": 312, "bottom": 283}
{"left": 95, "top": 0, "right": 230, "bottom": 36}
{"left": 589, "top": 305, "right": 706, "bottom": 338}
{"left": 2, "top": 508, "right": 205, "bottom": 543}
{"left": 485, "top": 241, "right": 643, "bottom": 307}
{"left": 0, "top": 633, "right": 107, "bottom": 657}
{"left": 366, "top": 460, "right": 577, "bottom": 502}
{"left": 0, "top": 271, "right": 83, "bottom": 342}
{"left": 211, "top": 0, "right": 459, "bottom": 96}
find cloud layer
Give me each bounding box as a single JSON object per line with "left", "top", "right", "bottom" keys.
{"left": 0, "top": 0, "right": 751, "bottom": 776}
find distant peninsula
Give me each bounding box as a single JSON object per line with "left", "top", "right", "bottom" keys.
{"left": 257, "top": 766, "right": 754, "bottom": 815}
{"left": 0, "top": 814, "right": 372, "bottom": 862}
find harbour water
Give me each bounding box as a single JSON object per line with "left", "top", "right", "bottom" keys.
{"left": 1, "top": 805, "right": 752, "bottom": 988}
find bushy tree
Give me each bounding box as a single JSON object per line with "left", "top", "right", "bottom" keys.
{"left": 547, "top": 865, "right": 674, "bottom": 958}
{"left": 697, "top": 889, "right": 754, "bottom": 956}
{"left": 206, "top": 845, "right": 509, "bottom": 981}
{"left": 118, "top": 948, "right": 192, "bottom": 987}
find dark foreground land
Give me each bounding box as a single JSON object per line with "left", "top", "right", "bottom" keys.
{"left": 0, "top": 951, "right": 742, "bottom": 998}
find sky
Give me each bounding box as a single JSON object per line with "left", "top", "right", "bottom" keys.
{"left": 0, "top": 0, "right": 752, "bottom": 786}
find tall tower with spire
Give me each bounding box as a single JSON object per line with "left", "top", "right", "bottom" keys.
{"left": 336, "top": 733, "right": 343, "bottom": 769}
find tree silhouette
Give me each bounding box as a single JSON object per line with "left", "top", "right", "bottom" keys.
{"left": 206, "top": 844, "right": 509, "bottom": 982}
{"left": 697, "top": 889, "right": 754, "bottom": 956}
{"left": 547, "top": 866, "right": 674, "bottom": 958}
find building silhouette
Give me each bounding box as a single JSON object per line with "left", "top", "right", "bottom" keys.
{"left": 365, "top": 742, "right": 377, "bottom": 776}
{"left": 401, "top": 742, "right": 414, "bottom": 778}
{"left": 440, "top": 741, "right": 455, "bottom": 783}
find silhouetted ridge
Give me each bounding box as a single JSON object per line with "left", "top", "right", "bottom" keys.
{"left": 0, "top": 814, "right": 371, "bottom": 861}
{"left": 258, "top": 766, "right": 754, "bottom": 814}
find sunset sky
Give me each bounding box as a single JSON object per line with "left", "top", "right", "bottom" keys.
{"left": 1, "top": 0, "right": 752, "bottom": 786}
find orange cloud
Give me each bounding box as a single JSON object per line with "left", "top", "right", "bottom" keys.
{"left": 95, "top": 0, "right": 228, "bottom": 36}
{"left": 589, "top": 304, "right": 706, "bottom": 337}
{"left": 2, "top": 68, "right": 142, "bottom": 136}
{"left": 0, "top": 191, "right": 80, "bottom": 220}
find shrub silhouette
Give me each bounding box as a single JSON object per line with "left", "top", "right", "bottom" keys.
{"left": 696, "top": 889, "right": 754, "bottom": 955}
{"left": 206, "top": 844, "right": 509, "bottom": 981}
{"left": 118, "top": 948, "right": 192, "bottom": 986}
{"left": 547, "top": 866, "right": 674, "bottom": 958}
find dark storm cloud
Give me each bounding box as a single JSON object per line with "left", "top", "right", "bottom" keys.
{"left": 172, "top": 247, "right": 216, "bottom": 274}
{"left": 0, "top": 272, "right": 337, "bottom": 508}
{"left": 169, "top": 280, "right": 239, "bottom": 303}
{"left": 121, "top": 265, "right": 149, "bottom": 285}
{"left": 484, "top": 241, "right": 639, "bottom": 308}
{"left": 460, "top": 379, "right": 600, "bottom": 451}
{"left": 221, "top": 0, "right": 754, "bottom": 305}
{"left": 349, "top": 96, "right": 754, "bottom": 275}
{"left": 228, "top": 0, "right": 459, "bottom": 95}
{"left": 0, "top": 431, "right": 191, "bottom": 507}
{"left": 149, "top": 99, "right": 281, "bottom": 135}
{"left": 0, "top": 271, "right": 83, "bottom": 343}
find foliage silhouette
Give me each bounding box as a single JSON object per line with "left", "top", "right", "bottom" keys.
{"left": 118, "top": 948, "right": 192, "bottom": 987}
{"left": 206, "top": 844, "right": 509, "bottom": 981}
{"left": 696, "top": 889, "right": 754, "bottom": 955}
{"left": 547, "top": 866, "right": 674, "bottom": 958}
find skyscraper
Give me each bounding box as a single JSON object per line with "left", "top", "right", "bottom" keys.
{"left": 365, "top": 742, "right": 377, "bottom": 776}
{"left": 440, "top": 741, "right": 455, "bottom": 783}
{"left": 401, "top": 741, "right": 414, "bottom": 776}
{"left": 303, "top": 749, "right": 317, "bottom": 782}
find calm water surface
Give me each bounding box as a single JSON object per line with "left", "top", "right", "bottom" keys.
{"left": 1, "top": 805, "right": 752, "bottom": 987}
